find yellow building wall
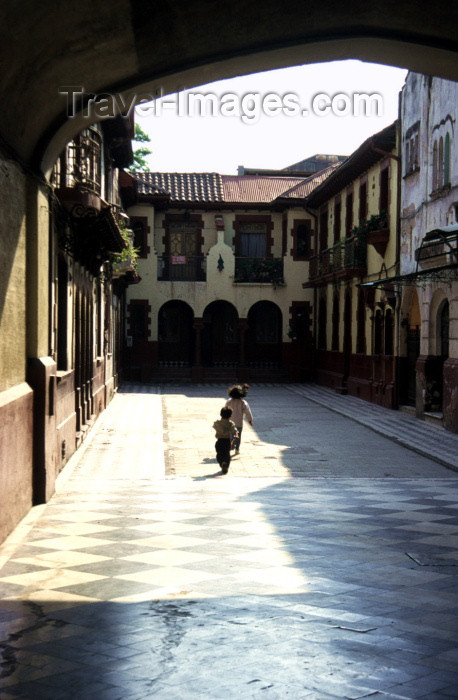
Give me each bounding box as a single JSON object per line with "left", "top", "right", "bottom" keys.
{"left": 0, "top": 157, "right": 28, "bottom": 389}
{"left": 317, "top": 151, "right": 399, "bottom": 356}
{"left": 127, "top": 204, "right": 314, "bottom": 346}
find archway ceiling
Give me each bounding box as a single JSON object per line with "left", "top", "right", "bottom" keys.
{"left": 1, "top": 0, "right": 457, "bottom": 170}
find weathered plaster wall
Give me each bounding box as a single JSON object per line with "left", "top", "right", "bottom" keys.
{"left": 401, "top": 72, "right": 458, "bottom": 428}
{"left": 0, "top": 383, "right": 33, "bottom": 543}
{"left": 0, "top": 154, "right": 27, "bottom": 390}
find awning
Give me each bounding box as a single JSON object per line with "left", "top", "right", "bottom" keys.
{"left": 358, "top": 263, "right": 458, "bottom": 290}
{"left": 359, "top": 224, "right": 458, "bottom": 290}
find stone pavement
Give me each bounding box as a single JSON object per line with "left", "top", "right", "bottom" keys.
{"left": 1, "top": 383, "right": 458, "bottom": 699}
{"left": 288, "top": 385, "right": 458, "bottom": 473}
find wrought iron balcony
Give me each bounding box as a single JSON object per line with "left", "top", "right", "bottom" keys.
{"left": 234, "top": 257, "right": 284, "bottom": 285}
{"left": 52, "top": 127, "right": 103, "bottom": 197}
{"left": 308, "top": 233, "right": 367, "bottom": 283}
{"left": 158, "top": 256, "right": 206, "bottom": 281}
{"left": 415, "top": 225, "right": 458, "bottom": 270}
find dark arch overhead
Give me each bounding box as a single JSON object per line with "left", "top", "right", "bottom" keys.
{"left": 1, "top": 1, "right": 458, "bottom": 171}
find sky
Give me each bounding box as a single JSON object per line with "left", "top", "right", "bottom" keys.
{"left": 134, "top": 60, "right": 408, "bottom": 175}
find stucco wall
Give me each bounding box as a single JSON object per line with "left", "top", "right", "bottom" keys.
{"left": 0, "top": 154, "right": 27, "bottom": 390}
{"left": 127, "top": 204, "right": 314, "bottom": 345}
{"left": 400, "top": 73, "right": 458, "bottom": 275}
{"left": 400, "top": 73, "right": 458, "bottom": 360}
{"left": 0, "top": 383, "right": 33, "bottom": 542}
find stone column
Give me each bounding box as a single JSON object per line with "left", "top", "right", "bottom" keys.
{"left": 443, "top": 358, "right": 458, "bottom": 432}
{"left": 238, "top": 318, "right": 248, "bottom": 381}
{"left": 192, "top": 318, "right": 204, "bottom": 381}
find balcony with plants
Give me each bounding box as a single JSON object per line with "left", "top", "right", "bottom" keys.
{"left": 233, "top": 257, "right": 285, "bottom": 286}
{"left": 363, "top": 211, "right": 390, "bottom": 256}
{"left": 308, "top": 230, "right": 367, "bottom": 284}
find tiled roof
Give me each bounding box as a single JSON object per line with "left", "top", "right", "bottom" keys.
{"left": 278, "top": 163, "right": 342, "bottom": 199}
{"left": 133, "top": 167, "right": 338, "bottom": 205}
{"left": 221, "top": 175, "right": 305, "bottom": 203}
{"left": 283, "top": 154, "right": 347, "bottom": 173}
{"left": 306, "top": 121, "right": 398, "bottom": 207}
{"left": 135, "top": 172, "right": 224, "bottom": 202}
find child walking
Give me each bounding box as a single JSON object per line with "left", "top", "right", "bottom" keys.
{"left": 225, "top": 384, "right": 253, "bottom": 455}
{"left": 213, "top": 406, "right": 239, "bottom": 474}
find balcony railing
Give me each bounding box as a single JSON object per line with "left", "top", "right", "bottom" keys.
{"left": 52, "top": 127, "right": 103, "bottom": 197}
{"left": 415, "top": 227, "right": 458, "bottom": 270}
{"left": 309, "top": 234, "right": 367, "bottom": 282}
{"left": 158, "top": 256, "right": 206, "bottom": 281}
{"left": 234, "top": 257, "right": 284, "bottom": 284}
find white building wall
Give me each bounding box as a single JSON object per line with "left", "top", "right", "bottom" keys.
{"left": 401, "top": 73, "right": 458, "bottom": 276}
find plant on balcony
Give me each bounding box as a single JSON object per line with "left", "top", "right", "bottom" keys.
{"left": 112, "top": 223, "right": 139, "bottom": 275}
{"left": 366, "top": 211, "right": 388, "bottom": 232}
{"left": 234, "top": 258, "right": 284, "bottom": 286}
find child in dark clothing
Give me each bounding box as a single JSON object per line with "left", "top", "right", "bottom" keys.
{"left": 213, "top": 406, "right": 238, "bottom": 474}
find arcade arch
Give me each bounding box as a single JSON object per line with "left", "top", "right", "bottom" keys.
{"left": 202, "top": 301, "right": 239, "bottom": 368}
{"left": 246, "top": 301, "right": 282, "bottom": 368}
{"left": 158, "top": 300, "right": 194, "bottom": 366}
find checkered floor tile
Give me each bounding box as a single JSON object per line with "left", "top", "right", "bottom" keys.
{"left": 2, "top": 384, "right": 458, "bottom": 698}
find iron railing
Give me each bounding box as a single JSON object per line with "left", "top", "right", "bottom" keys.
{"left": 309, "top": 234, "right": 367, "bottom": 281}
{"left": 52, "top": 127, "right": 103, "bottom": 196}
{"left": 158, "top": 256, "right": 206, "bottom": 281}
{"left": 234, "top": 257, "right": 284, "bottom": 284}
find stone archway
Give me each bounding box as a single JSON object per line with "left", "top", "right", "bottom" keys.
{"left": 0, "top": 1, "right": 451, "bottom": 172}
{"left": 399, "top": 287, "right": 421, "bottom": 405}
{"left": 158, "top": 300, "right": 194, "bottom": 366}
{"left": 246, "top": 301, "right": 282, "bottom": 368}
{"left": 202, "top": 300, "right": 239, "bottom": 368}
{"left": 417, "top": 290, "right": 450, "bottom": 414}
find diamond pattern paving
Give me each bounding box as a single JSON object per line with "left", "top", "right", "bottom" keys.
{"left": 1, "top": 384, "right": 458, "bottom": 698}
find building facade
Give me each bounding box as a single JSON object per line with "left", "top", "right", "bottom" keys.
{"left": 0, "top": 116, "right": 134, "bottom": 542}
{"left": 306, "top": 122, "right": 400, "bottom": 407}
{"left": 124, "top": 167, "right": 338, "bottom": 384}
{"left": 397, "top": 73, "right": 458, "bottom": 430}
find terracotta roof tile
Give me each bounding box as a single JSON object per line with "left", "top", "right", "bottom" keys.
{"left": 221, "top": 175, "right": 305, "bottom": 203}
{"left": 135, "top": 172, "right": 224, "bottom": 201}
{"left": 278, "top": 163, "right": 342, "bottom": 198}
{"left": 134, "top": 167, "right": 339, "bottom": 205}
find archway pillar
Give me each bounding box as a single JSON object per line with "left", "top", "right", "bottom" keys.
{"left": 443, "top": 359, "right": 458, "bottom": 432}
{"left": 237, "top": 318, "right": 248, "bottom": 380}
{"left": 416, "top": 354, "right": 444, "bottom": 417}
{"left": 192, "top": 318, "right": 204, "bottom": 381}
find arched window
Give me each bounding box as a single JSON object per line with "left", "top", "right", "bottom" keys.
{"left": 331, "top": 294, "right": 339, "bottom": 351}
{"left": 318, "top": 297, "right": 327, "bottom": 350}
{"left": 432, "top": 141, "right": 438, "bottom": 192}
{"left": 356, "top": 289, "right": 366, "bottom": 354}
{"left": 384, "top": 309, "right": 394, "bottom": 356}
{"left": 413, "top": 134, "right": 419, "bottom": 170}
{"left": 444, "top": 133, "right": 451, "bottom": 186}
{"left": 438, "top": 137, "right": 444, "bottom": 189}
{"left": 440, "top": 301, "right": 449, "bottom": 360}
{"left": 374, "top": 310, "right": 383, "bottom": 355}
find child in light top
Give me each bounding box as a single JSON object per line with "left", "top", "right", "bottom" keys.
{"left": 225, "top": 385, "right": 253, "bottom": 455}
